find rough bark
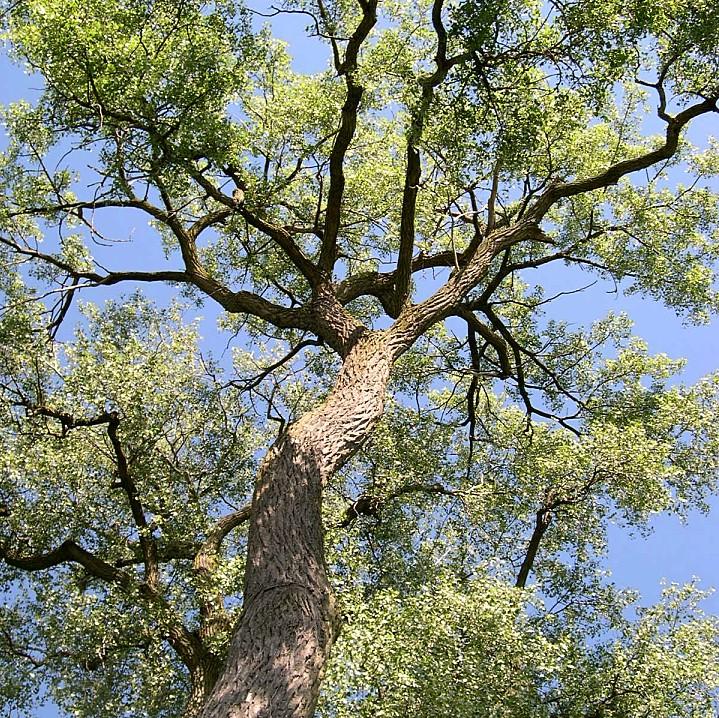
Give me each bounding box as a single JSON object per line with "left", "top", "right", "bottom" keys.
{"left": 184, "top": 659, "right": 224, "bottom": 718}
{"left": 199, "top": 222, "right": 519, "bottom": 717}
{"left": 200, "top": 333, "right": 393, "bottom": 718}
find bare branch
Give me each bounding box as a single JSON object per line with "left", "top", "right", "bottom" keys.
{"left": 528, "top": 96, "right": 719, "bottom": 220}
{"left": 515, "top": 505, "right": 552, "bottom": 589}
{"left": 0, "top": 539, "right": 202, "bottom": 668}
{"left": 318, "top": 0, "right": 378, "bottom": 273}
{"left": 190, "top": 166, "right": 321, "bottom": 285}
{"left": 228, "top": 338, "right": 323, "bottom": 392}
{"left": 192, "top": 505, "right": 252, "bottom": 643}
{"left": 394, "top": 0, "right": 471, "bottom": 310}
{"left": 455, "top": 308, "right": 512, "bottom": 378}
{"left": 516, "top": 471, "right": 604, "bottom": 588}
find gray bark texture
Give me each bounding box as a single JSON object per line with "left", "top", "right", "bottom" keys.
{"left": 184, "top": 659, "right": 223, "bottom": 718}
{"left": 200, "top": 334, "right": 393, "bottom": 718}
{"left": 197, "top": 220, "right": 520, "bottom": 717}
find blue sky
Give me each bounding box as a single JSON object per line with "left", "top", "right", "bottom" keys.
{"left": 1, "top": 8, "right": 719, "bottom": 716}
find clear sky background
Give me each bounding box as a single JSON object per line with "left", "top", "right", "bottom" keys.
{"left": 1, "top": 9, "right": 718, "bottom": 716}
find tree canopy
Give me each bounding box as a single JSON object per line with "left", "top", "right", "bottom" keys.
{"left": 0, "top": 0, "right": 719, "bottom": 716}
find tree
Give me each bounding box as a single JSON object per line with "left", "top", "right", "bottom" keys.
{"left": 1, "top": 0, "right": 719, "bottom": 715}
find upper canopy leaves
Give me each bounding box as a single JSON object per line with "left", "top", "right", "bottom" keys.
{"left": 6, "top": 0, "right": 257, "bottom": 158}
{"left": 0, "top": 0, "right": 717, "bottom": 333}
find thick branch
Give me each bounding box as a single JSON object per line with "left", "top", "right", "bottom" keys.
{"left": 194, "top": 505, "right": 252, "bottom": 572}
{"left": 19, "top": 403, "right": 162, "bottom": 590}
{"left": 2, "top": 539, "right": 128, "bottom": 583}
{"left": 0, "top": 234, "right": 311, "bottom": 333}
{"left": 335, "top": 249, "right": 458, "bottom": 309}
{"left": 189, "top": 167, "right": 321, "bottom": 284}
{"left": 318, "top": 0, "right": 378, "bottom": 273}
{"left": 9, "top": 197, "right": 176, "bottom": 226}
{"left": 394, "top": 143, "right": 422, "bottom": 311}
{"left": 114, "top": 540, "right": 197, "bottom": 567}
{"left": 189, "top": 207, "right": 234, "bottom": 238}
{"left": 105, "top": 413, "right": 160, "bottom": 590}
{"left": 22, "top": 404, "right": 117, "bottom": 433}
{"left": 2, "top": 407, "right": 205, "bottom": 668}
{"left": 0, "top": 539, "right": 202, "bottom": 668}
{"left": 394, "top": 0, "right": 472, "bottom": 309}
{"left": 528, "top": 97, "right": 718, "bottom": 220}
{"left": 515, "top": 506, "right": 552, "bottom": 589}
{"left": 0, "top": 235, "right": 188, "bottom": 285}
{"left": 335, "top": 220, "right": 549, "bottom": 311}
{"left": 15, "top": 403, "right": 163, "bottom": 589}
{"left": 389, "top": 222, "right": 534, "bottom": 357}
{"left": 193, "top": 505, "right": 252, "bottom": 643}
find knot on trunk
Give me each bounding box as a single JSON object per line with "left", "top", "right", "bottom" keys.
{"left": 338, "top": 494, "right": 381, "bottom": 528}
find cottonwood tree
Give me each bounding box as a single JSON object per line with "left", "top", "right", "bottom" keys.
{"left": 1, "top": 0, "right": 719, "bottom": 716}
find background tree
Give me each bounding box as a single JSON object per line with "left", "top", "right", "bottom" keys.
{"left": 1, "top": 0, "right": 719, "bottom": 716}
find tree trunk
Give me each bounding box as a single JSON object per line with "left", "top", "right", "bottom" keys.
{"left": 200, "top": 333, "right": 393, "bottom": 718}
{"left": 183, "top": 658, "right": 223, "bottom": 718}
